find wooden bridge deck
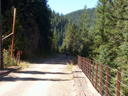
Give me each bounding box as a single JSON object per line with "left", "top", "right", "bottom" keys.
{"left": 73, "top": 65, "right": 101, "bottom": 96}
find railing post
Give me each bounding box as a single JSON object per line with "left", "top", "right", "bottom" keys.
{"left": 16, "top": 53, "right": 20, "bottom": 65}
{"left": 80, "top": 57, "right": 83, "bottom": 71}
{"left": 100, "top": 64, "right": 103, "bottom": 95}
{"left": 92, "top": 61, "right": 95, "bottom": 86}
{"left": 12, "top": 54, "right": 14, "bottom": 66}
{"left": 89, "top": 59, "right": 91, "bottom": 81}
{"left": 87, "top": 59, "right": 89, "bottom": 78}
{"left": 105, "top": 65, "right": 109, "bottom": 96}
{"left": 77, "top": 55, "right": 79, "bottom": 67}
{"left": 6, "top": 51, "right": 8, "bottom": 68}
{"left": 82, "top": 58, "right": 85, "bottom": 74}
{"left": 80, "top": 57, "right": 83, "bottom": 70}
{"left": 88, "top": 59, "right": 90, "bottom": 78}
{"left": 85, "top": 58, "right": 87, "bottom": 75}
{"left": 116, "top": 70, "right": 121, "bottom": 96}
{"left": 78, "top": 56, "right": 80, "bottom": 68}
{"left": 95, "top": 63, "right": 98, "bottom": 89}
{"left": 78, "top": 55, "right": 81, "bottom": 69}
{"left": 19, "top": 53, "right": 20, "bottom": 65}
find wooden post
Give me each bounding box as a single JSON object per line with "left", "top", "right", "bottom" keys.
{"left": 86, "top": 58, "right": 88, "bottom": 77}
{"left": 89, "top": 59, "right": 91, "bottom": 81}
{"left": 105, "top": 65, "right": 109, "bottom": 96}
{"left": 80, "top": 57, "right": 82, "bottom": 70}
{"left": 80, "top": 56, "right": 82, "bottom": 69}
{"left": 116, "top": 70, "right": 121, "bottom": 96}
{"left": 99, "top": 64, "right": 103, "bottom": 95}
{"left": 95, "top": 63, "right": 98, "bottom": 89}
{"left": 6, "top": 51, "right": 8, "bottom": 68}
{"left": 16, "top": 54, "right": 18, "bottom": 65}
{"left": 11, "top": 8, "right": 16, "bottom": 58}
{"left": 92, "top": 61, "right": 95, "bottom": 86}
{"left": 84, "top": 58, "right": 86, "bottom": 75}
{"left": 77, "top": 55, "right": 79, "bottom": 67}
{"left": 19, "top": 53, "right": 20, "bottom": 65}
{"left": 12, "top": 54, "right": 14, "bottom": 66}
{"left": 0, "top": 0, "right": 3, "bottom": 69}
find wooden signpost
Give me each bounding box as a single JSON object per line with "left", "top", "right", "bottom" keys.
{"left": 11, "top": 8, "right": 16, "bottom": 58}
{"left": 0, "top": 7, "right": 16, "bottom": 69}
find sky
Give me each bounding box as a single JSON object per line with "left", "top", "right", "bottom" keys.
{"left": 47, "top": 0, "right": 98, "bottom": 15}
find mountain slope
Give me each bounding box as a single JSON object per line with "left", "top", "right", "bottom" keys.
{"left": 64, "top": 8, "right": 96, "bottom": 26}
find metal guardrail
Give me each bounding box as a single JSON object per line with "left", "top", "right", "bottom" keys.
{"left": 77, "top": 55, "right": 128, "bottom": 96}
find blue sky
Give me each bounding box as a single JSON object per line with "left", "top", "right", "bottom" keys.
{"left": 47, "top": 0, "right": 98, "bottom": 15}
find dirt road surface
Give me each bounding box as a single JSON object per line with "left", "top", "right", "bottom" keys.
{"left": 0, "top": 54, "right": 73, "bottom": 96}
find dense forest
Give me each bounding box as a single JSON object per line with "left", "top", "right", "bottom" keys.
{"left": 50, "top": 11, "right": 68, "bottom": 51}
{"left": 2, "top": 0, "right": 53, "bottom": 59}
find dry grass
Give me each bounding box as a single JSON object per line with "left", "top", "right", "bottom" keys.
{"left": 66, "top": 60, "right": 76, "bottom": 72}
{"left": 19, "top": 61, "right": 29, "bottom": 70}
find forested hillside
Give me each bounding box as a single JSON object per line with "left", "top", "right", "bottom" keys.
{"left": 2, "top": 0, "right": 52, "bottom": 59}
{"left": 64, "top": 8, "right": 96, "bottom": 26}
{"left": 57, "top": 0, "right": 128, "bottom": 95}
{"left": 50, "top": 11, "right": 68, "bottom": 50}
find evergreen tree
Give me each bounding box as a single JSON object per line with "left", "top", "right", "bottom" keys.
{"left": 53, "top": 27, "right": 58, "bottom": 52}
{"left": 92, "top": 0, "right": 113, "bottom": 64}
{"left": 62, "top": 21, "right": 79, "bottom": 55}
{"left": 2, "top": 0, "right": 53, "bottom": 59}
{"left": 78, "top": 6, "right": 90, "bottom": 56}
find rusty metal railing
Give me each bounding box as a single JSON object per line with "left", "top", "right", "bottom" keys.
{"left": 77, "top": 55, "right": 127, "bottom": 96}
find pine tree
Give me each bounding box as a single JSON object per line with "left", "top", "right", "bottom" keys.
{"left": 62, "top": 20, "right": 79, "bottom": 55}
{"left": 53, "top": 27, "right": 58, "bottom": 52}
{"left": 79, "top": 6, "right": 90, "bottom": 56}
{"left": 92, "top": 0, "right": 113, "bottom": 64}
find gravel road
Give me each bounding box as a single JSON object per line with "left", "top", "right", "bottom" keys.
{"left": 0, "top": 54, "right": 73, "bottom": 96}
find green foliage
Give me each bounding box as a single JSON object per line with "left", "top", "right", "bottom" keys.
{"left": 90, "top": 0, "right": 128, "bottom": 95}
{"left": 52, "top": 27, "right": 58, "bottom": 52}
{"left": 78, "top": 7, "right": 91, "bottom": 57}
{"left": 2, "top": 0, "right": 53, "bottom": 59}
{"left": 61, "top": 21, "right": 79, "bottom": 55}
{"left": 3, "top": 49, "right": 17, "bottom": 68}
{"left": 59, "top": 0, "right": 128, "bottom": 95}
{"left": 51, "top": 11, "right": 68, "bottom": 46}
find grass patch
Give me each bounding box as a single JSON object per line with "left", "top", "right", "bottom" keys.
{"left": 66, "top": 60, "right": 76, "bottom": 71}
{"left": 19, "top": 61, "right": 29, "bottom": 70}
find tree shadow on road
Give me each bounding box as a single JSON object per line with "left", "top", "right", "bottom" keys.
{"left": 0, "top": 70, "right": 71, "bottom": 82}
{"left": 13, "top": 71, "right": 71, "bottom": 75}
{"left": 0, "top": 77, "right": 70, "bottom": 82}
